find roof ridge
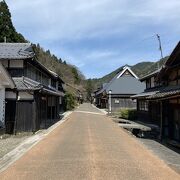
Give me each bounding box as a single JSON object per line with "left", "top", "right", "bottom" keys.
{"left": 0, "top": 43, "right": 31, "bottom": 45}
{"left": 117, "top": 66, "right": 138, "bottom": 79}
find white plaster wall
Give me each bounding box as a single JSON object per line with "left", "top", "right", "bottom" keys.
{"left": 151, "top": 77, "right": 155, "bottom": 88}
{"left": 0, "top": 88, "right": 5, "bottom": 127}
{"left": 59, "top": 96, "right": 62, "bottom": 104}
{"left": 18, "top": 92, "right": 34, "bottom": 100}
{"left": 5, "top": 91, "right": 16, "bottom": 99}
{"left": 9, "top": 60, "right": 24, "bottom": 68}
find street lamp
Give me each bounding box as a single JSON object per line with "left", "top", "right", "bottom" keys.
{"left": 108, "top": 90, "right": 112, "bottom": 114}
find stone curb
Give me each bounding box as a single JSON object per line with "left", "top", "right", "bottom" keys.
{"left": 91, "top": 104, "right": 108, "bottom": 115}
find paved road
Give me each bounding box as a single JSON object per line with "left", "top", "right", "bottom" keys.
{"left": 0, "top": 103, "right": 179, "bottom": 180}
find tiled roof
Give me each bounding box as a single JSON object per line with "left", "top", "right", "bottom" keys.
{"left": 13, "top": 77, "right": 41, "bottom": 90}
{"left": 42, "top": 87, "right": 65, "bottom": 96}
{"left": 147, "top": 85, "right": 180, "bottom": 99}
{"left": 0, "top": 43, "right": 34, "bottom": 59}
{"left": 140, "top": 68, "right": 162, "bottom": 81}
{"left": 131, "top": 91, "right": 158, "bottom": 99}
{"left": 13, "top": 77, "right": 64, "bottom": 96}
{"left": 97, "top": 74, "right": 145, "bottom": 95}
{"left": 48, "top": 70, "right": 58, "bottom": 78}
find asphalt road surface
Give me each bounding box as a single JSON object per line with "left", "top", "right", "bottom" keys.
{"left": 0, "top": 103, "right": 179, "bottom": 180}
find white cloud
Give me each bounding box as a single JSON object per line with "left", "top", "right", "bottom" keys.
{"left": 5, "top": 0, "right": 180, "bottom": 78}
{"left": 7, "top": 0, "right": 180, "bottom": 42}
{"left": 85, "top": 51, "right": 118, "bottom": 60}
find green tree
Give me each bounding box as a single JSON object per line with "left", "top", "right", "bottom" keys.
{"left": 86, "top": 79, "right": 94, "bottom": 102}
{"left": 64, "top": 92, "right": 77, "bottom": 110}
{"left": 59, "top": 58, "right": 62, "bottom": 63}
{"left": 0, "top": 0, "right": 26, "bottom": 42}
{"left": 72, "top": 67, "right": 80, "bottom": 84}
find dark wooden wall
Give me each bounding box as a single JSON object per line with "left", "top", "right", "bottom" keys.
{"left": 111, "top": 97, "right": 136, "bottom": 112}
{"left": 15, "top": 101, "right": 33, "bottom": 132}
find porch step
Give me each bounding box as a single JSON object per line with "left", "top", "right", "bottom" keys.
{"left": 118, "top": 123, "right": 151, "bottom": 131}
{"left": 116, "top": 118, "right": 160, "bottom": 138}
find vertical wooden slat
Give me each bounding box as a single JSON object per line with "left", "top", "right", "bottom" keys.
{"left": 32, "top": 101, "right": 37, "bottom": 132}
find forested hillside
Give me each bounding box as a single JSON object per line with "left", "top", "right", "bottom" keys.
{"left": 33, "top": 44, "right": 86, "bottom": 94}
{"left": 0, "top": 0, "right": 85, "bottom": 95}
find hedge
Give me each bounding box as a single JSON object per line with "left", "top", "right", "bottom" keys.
{"left": 64, "top": 92, "right": 77, "bottom": 110}
{"left": 119, "top": 109, "right": 137, "bottom": 120}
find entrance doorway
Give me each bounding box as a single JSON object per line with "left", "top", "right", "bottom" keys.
{"left": 5, "top": 100, "right": 16, "bottom": 134}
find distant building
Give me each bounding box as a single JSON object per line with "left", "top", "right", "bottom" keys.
{"left": 0, "top": 43, "right": 65, "bottom": 134}
{"left": 95, "top": 66, "right": 145, "bottom": 112}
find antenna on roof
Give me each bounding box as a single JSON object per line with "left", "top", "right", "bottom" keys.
{"left": 4, "top": 37, "right": 7, "bottom": 43}
{"left": 156, "top": 34, "right": 163, "bottom": 69}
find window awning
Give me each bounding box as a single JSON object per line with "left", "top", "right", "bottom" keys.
{"left": 131, "top": 91, "right": 158, "bottom": 99}
{"left": 147, "top": 86, "right": 180, "bottom": 100}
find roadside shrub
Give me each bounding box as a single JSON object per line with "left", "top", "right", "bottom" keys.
{"left": 119, "top": 109, "right": 137, "bottom": 120}
{"left": 64, "top": 92, "right": 77, "bottom": 110}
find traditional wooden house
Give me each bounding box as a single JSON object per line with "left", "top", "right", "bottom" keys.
{"left": 95, "top": 66, "right": 145, "bottom": 112}
{"left": 148, "top": 42, "right": 180, "bottom": 143}
{"left": 131, "top": 69, "right": 162, "bottom": 125}
{"left": 0, "top": 43, "right": 65, "bottom": 134}
{"left": 133, "top": 42, "right": 180, "bottom": 143}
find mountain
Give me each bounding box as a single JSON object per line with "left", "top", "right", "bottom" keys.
{"left": 91, "top": 56, "right": 169, "bottom": 89}
{"left": 0, "top": 0, "right": 85, "bottom": 95}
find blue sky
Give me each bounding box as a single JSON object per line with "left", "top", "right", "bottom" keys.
{"left": 6, "top": 0, "right": 180, "bottom": 78}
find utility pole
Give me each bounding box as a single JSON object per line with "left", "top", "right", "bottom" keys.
{"left": 108, "top": 90, "right": 112, "bottom": 114}
{"left": 156, "top": 34, "right": 163, "bottom": 69}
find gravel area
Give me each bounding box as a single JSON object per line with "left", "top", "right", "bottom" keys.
{"left": 0, "top": 133, "right": 33, "bottom": 159}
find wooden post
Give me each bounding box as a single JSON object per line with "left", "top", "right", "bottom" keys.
{"left": 160, "top": 101, "right": 163, "bottom": 141}
{"left": 14, "top": 102, "right": 18, "bottom": 135}
{"left": 14, "top": 91, "right": 19, "bottom": 135}
{"left": 45, "top": 95, "right": 47, "bottom": 128}
{"left": 32, "top": 101, "right": 37, "bottom": 133}
{"left": 51, "top": 96, "right": 53, "bottom": 122}
{"left": 108, "top": 90, "right": 112, "bottom": 114}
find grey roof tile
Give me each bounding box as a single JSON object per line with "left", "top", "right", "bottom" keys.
{"left": 0, "top": 43, "right": 34, "bottom": 59}
{"left": 105, "top": 76, "right": 145, "bottom": 94}
{"left": 131, "top": 91, "right": 158, "bottom": 98}
{"left": 13, "top": 77, "right": 41, "bottom": 90}
{"left": 147, "top": 85, "right": 180, "bottom": 99}
{"left": 140, "top": 68, "right": 162, "bottom": 81}
{"left": 13, "top": 77, "right": 64, "bottom": 96}
{"left": 97, "top": 68, "right": 145, "bottom": 95}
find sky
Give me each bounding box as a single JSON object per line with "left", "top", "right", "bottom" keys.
{"left": 6, "top": 0, "right": 180, "bottom": 78}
